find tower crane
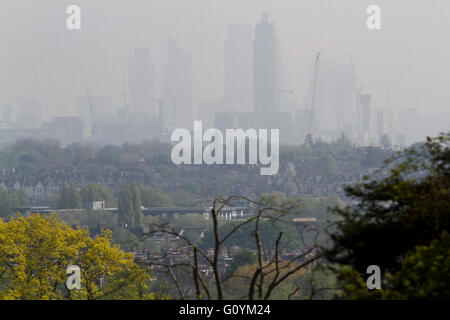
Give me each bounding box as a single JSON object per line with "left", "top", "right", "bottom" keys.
{"left": 84, "top": 80, "right": 98, "bottom": 140}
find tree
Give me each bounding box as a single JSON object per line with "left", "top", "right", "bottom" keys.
{"left": 229, "top": 248, "right": 257, "bottom": 275}
{"left": 0, "top": 214, "right": 153, "bottom": 300}
{"left": 139, "top": 186, "right": 173, "bottom": 207}
{"left": 200, "top": 218, "right": 300, "bottom": 251}
{"left": 0, "top": 188, "right": 28, "bottom": 218}
{"left": 112, "top": 226, "right": 160, "bottom": 254}
{"left": 325, "top": 133, "right": 450, "bottom": 299}
{"left": 118, "top": 184, "right": 143, "bottom": 228}
{"left": 283, "top": 181, "right": 298, "bottom": 195}
{"left": 381, "top": 234, "right": 450, "bottom": 300}
{"left": 57, "top": 183, "right": 82, "bottom": 209}
{"left": 80, "top": 183, "right": 115, "bottom": 208}
{"left": 145, "top": 194, "right": 323, "bottom": 300}
{"left": 168, "top": 189, "right": 197, "bottom": 207}
{"left": 316, "top": 153, "right": 337, "bottom": 175}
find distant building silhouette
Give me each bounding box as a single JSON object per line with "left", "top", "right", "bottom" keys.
{"left": 360, "top": 94, "right": 372, "bottom": 143}
{"left": 162, "top": 39, "right": 193, "bottom": 130}
{"left": 308, "top": 59, "right": 355, "bottom": 138}
{"left": 129, "top": 48, "right": 157, "bottom": 121}
{"left": 253, "top": 11, "right": 280, "bottom": 113}
{"left": 41, "top": 117, "right": 84, "bottom": 146}
{"left": 225, "top": 24, "right": 253, "bottom": 112}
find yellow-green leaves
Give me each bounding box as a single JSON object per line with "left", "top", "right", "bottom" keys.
{"left": 0, "top": 214, "right": 153, "bottom": 300}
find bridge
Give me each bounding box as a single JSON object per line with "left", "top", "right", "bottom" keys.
{"left": 13, "top": 206, "right": 250, "bottom": 220}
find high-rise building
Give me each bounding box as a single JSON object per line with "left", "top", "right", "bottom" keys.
{"left": 129, "top": 48, "right": 157, "bottom": 121}
{"left": 162, "top": 39, "right": 193, "bottom": 130}
{"left": 360, "top": 94, "right": 372, "bottom": 142}
{"left": 225, "top": 24, "right": 253, "bottom": 112}
{"left": 308, "top": 59, "right": 355, "bottom": 137}
{"left": 376, "top": 109, "right": 388, "bottom": 142}
{"left": 253, "top": 11, "right": 280, "bottom": 113}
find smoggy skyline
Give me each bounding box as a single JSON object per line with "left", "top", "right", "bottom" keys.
{"left": 0, "top": 0, "right": 449, "bottom": 141}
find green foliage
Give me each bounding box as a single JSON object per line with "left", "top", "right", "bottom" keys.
{"left": 118, "top": 183, "right": 143, "bottom": 228}
{"left": 201, "top": 219, "right": 300, "bottom": 251}
{"left": 229, "top": 248, "right": 257, "bottom": 275}
{"left": 80, "top": 184, "right": 115, "bottom": 208}
{"left": 294, "top": 194, "right": 345, "bottom": 221}
{"left": 57, "top": 183, "right": 82, "bottom": 209}
{"left": 283, "top": 180, "right": 298, "bottom": 195}
{"left": 224, "top": 263, "right": 338, "bottom": 300}
{"left": 1, "top": 138, "right": 62, "bottom": 169}
{"left": 139, "top": 186, "right": 173, "bottom": 207}
{"left": 316, "top": 153, "right": 337, "bottom": 175}
{"left": 325, "top": 133, "right": 450, "bottom": 299}
{"left": 112, "top": 226, "right": 160, "bottom": 254}
{"left": 171, "top": 214, "right": 209, "bottom": 230}
{"left": 382, "top": 235, "right": 450, "bottom": 300}
{"left": 0, "top": 214, "right": 155, "bottom": 300}
{"left": 168, "top": 189, "right": 197, "bottom": 207}
{"left": 0, "top": 188, "right": 28, "bottom": 218}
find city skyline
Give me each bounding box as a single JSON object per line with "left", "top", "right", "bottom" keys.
{"left": 0, "top": 1, "right": 449, "bottom": 146}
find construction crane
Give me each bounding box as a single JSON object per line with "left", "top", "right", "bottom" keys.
{"left": 305, "top": 52, "right": 321, "bottom": 146}
{"left": 84, "top": 80, "right": 98, "bottom": 140}
{"left": 350, "top": 54, "right": 374, "bottom": 143}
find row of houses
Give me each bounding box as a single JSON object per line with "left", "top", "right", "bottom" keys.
{"left": 0, "top": 180, "right": 60, "bottom": 200}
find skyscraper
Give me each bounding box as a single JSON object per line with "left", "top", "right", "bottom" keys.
{"left": 162, "top": 39, "right": 193, "bottom": 130}
{"left": 360, "top": 94, "right": 372, "bottom": 142}
{"left": 253, "top": 11, "right": 280, "bottom": 113}
{"left": 377, "top": 109, "right": 388, "bottom": 142}
{"left": 309, "top": 59, "right": 355, "bottom": 137}
{"left": 225, "top": 24, "right": 253, "bottom": 112}
{"left": 129, "top": 47, "right": 157, "bottom": 120}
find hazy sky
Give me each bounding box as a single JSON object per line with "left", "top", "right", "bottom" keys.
{"left": 0, "top": 0, "right": 449, "bottom": 121}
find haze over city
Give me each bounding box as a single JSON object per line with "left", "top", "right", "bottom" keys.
{"left": 0, "top": 0, "right": 449, "bottom": 145}
{"left": 0, "top": 1, "right": 449, "bottom": 304}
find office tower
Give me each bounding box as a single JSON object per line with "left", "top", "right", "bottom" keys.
{"left": 253, "top": 11, "right": 280, "bottom": 113}
{"left": 129, "top": 48, "right": 157, "bottom": 120}
{"left": 159, "top": 92, "right": 175, "bottom": 130}
{"left": 377, "top": 109, "right": 388, "bottom": 142}
{"left": 360, "top": 94, "right": 372, "bottom": 142}
{"left": 162, "top": 39, "right": 193, "bottom": 130}
{"left": 225, "top": 24, "right": 253, "bottom": 112}
{"left": 309, "top": 59, "right": 355, "bottom": 136}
